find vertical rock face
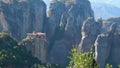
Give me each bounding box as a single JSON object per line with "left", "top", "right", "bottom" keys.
{"left": 23, "top": 32, "right": 47, "bottom": 63}
{"left": 2, "top": 0, "right": 120, "bottom": 68}
{"left": 0, "top": 0, "right": 46, "bottom": 40}
{"left": 94, "top": 34, "right": 110, "bottom": 68}
{"left": 60, "top": 0, "right": 94, "bottom": 44}
{"left": 107, "top": 23, "right": 120, "bottom": 68}
{"left": 47, "top": 1, "right": 66, "bottom": 39}
{"left": 0, "top": 9, "right": 8, "bottom": 32}
{"left": 47, "top": 0, "right": 94, "bottom": 67}
{"left": 79, "top": 17, "right": 102, "bottom": 52}
{"left": 95, "top": 17, "right": 120, "bottom": 68}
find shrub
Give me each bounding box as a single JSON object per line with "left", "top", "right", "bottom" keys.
{"left": 67, "top": 48, "right": 98, "bottom": 68}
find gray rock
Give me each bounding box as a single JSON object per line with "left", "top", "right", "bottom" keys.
{"left": 47, "top": 1, "right": 67, "bottom": 39}
{"left": 102, "top": 17, "right": 120, "bottom": 34}
{"left": 0, "top": 0, "right": 46, "bottom": 41}
{"left": 48, "top": 39, "right": 72, "bottom": 67}
{"left": 94, "top": 34, "right": 110, "bottom": 68}
{"left": 48, "top": 0, "right": 94, "bottom": 66}
{"left": 60, "top": 0, "right": 94, "bottom": 44}
{"left": 21, "top": 32, "right": 47, "bottom": 63}
{"left": 108, "top": 23, "right": 120, "bottom": 68}
{"left": 95, "top": 21, "right": 120, "bottom": 68}
{"left": 79, "top": 17, "right": 102, "bottom": 52}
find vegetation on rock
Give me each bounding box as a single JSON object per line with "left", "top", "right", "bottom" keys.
{"left": 0, "top": 32, "right": 119, "bottom": 68}
{"left": 0, "top": 32, "right": 41, "bottom": 68}
{"left": 67, "top": 48, "right": 98, "bottom": 68}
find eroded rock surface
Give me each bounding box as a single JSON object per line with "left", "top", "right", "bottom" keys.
{"left": 0, "top": 0, "right": 46, "bottom": 40}
{"left": 47, "top": 0, "right": 94, "bottom": 67}
{"left": 46, "top": 1, "right": 67, "bottom": 39}
{"left": 22, "top": 32, "right": 47, "bottom": 63}
{"left": 60, "top": 0, "right": 94, "bottom": 44}
{"left": 95, "top": 19, "right": 120, "bottom": 68}
{"left": 79, "top": 17, "right": 102, "bottom": 52}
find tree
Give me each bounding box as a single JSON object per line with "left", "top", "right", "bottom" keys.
{"left": 0, "top": 32, "right": 41, "bottom": 68}
{"left": 67, "top": 48, "right": 98, "bottom": 68}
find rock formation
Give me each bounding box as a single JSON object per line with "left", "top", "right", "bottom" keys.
{"left": 0, "top": 0, "right": 46, "bottom": 41}
{"left": 46, "top": 0, "right": 67, "bottom": 40}
{"left": 78, "top": 17, "right": 102, "bottom": 52}
{"left": 47, "top": 0, "right": 94, "bottom": 67}
{"left": 60, "top": 0, "right": 94, "bottom": 44}
{"left": 22, "top": 32, "right": 47, "bottom": 63}
{"left": 94, "top": 34, "right": 110, "bottom": 68}
{"left": 1, "top": 0, "right": 120, "bottom": 67}
{"left": 95, "top": 18, "right": 120, "bottom": 68}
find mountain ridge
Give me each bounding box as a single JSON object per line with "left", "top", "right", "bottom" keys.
{"left": 91, "top": 2, "right": 120, "bottom": 19}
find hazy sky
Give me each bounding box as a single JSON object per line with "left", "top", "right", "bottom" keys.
{"left": 89, "top": 0, "right": 120, "bottom": 7}
{"left": 44, "top": 0, "right": 120, "bottom": 8}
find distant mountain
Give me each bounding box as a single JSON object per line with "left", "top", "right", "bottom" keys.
{"left": 91, "top": 3, "right": 120, "bottom": 19}
{"left": 43, "top": 0, "right": 120, "bottom": 19}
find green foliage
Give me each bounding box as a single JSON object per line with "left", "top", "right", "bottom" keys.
{"left": 67, "top": 48, "right": 120, "bottom": 68}
{"left": 33, "top": 64, "right": 45, "bottom": 68}
{"left": 67, "top": 48, "right": 98, "bottom": 68}
{"left": 20, "top": 38, "right": 28, "bottom": 45}
{"left": 105, "top": 64, "right": 120, "bottom": 68}
{"left": 118, "top": 64, "right": 120, "bottom": 68}
{"left": 32, "top": 63, "right": 61, "bottom": 68}
{"left": 0, "top": 32, "right": 61, "bottom": 68}
{"left": 0, "top": 32, "right": 41, "bottom": 68}
{"left": 105, "top": 64, "right": 112, "bottom": 68}
{"left": 1, "top": 32, "right": 120, "bottom": 68}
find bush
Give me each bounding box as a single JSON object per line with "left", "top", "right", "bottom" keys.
{"left": 67, "top": 48, "right": 98, "bottom": 68}
{"left": 0, "top": 32, "right": 42, "bottom": 68}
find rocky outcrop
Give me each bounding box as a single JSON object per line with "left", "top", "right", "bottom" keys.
{"left": 78, "top": 17, "right": 102, "bottom": 52}
{"left": 48, "top": 39, "right": 72, "bottom": 67}
{"left": 2, "top": 0, "right": 120, "bottom": 67}
{"left": 109, "top": 23, "right": 120, "bottom": 68}
{"left": 60, "top": 0, "right": 94, "bottom": 44}
{"left": 95, "top": 18, "right": 120, "bottom": 68}
{"left": 0, "top": 0, "right": 46, "bottom": 41}
{"left": 46, "top": 1, "right": 67, "bottom": 40}
{"left": 94, "top": 34, "right": 110, "bottom": 68}
{"left": 22, "top": 32, "right": 47, "bottom": 63}
{"left": 47, "top": 0, "right": 94, "bottom": 67}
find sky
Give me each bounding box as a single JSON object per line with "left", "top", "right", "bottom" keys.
{"left": 89, "top": 0, "right": 120, "bottom": 8}
{"left": 44, "top": 0, "right": 120, "bottom": 8}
